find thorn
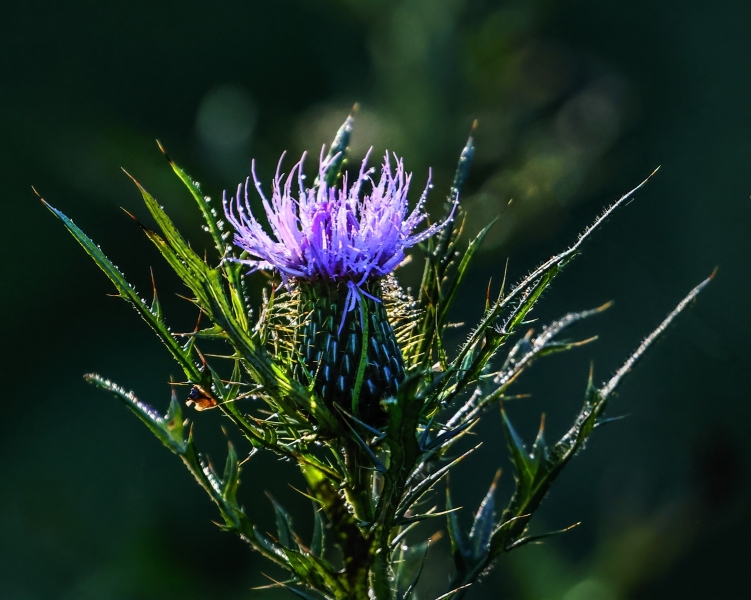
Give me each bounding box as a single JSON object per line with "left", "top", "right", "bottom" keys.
{"left": 537, "top": 413, "right": 546, "bottom": 437}
{"left": 288, "top": 485, "right": 321, "bottom": 505}
{"left": 155, "top": 139, "right": 172, "bottom": 163}
{"left": 491, "top": 467, "right": 502, "bottom": 489}
{"left": 31, "top": 185, "right": 43, "bottom": 200}
{"left": 120, "top": 167, "right": 142, "bottom": 188}
{"left": 174, "top": 292, "right": 198, "bottom": 305}
{"left": 350, "top": 102, "right": 360, "bottom": 116}
{"left": 498, "top": 257, "right": 510, "bottom": 302}
{"left": 709, "top": 265, "right": 719, "bottom": 280}
{"left": 471, "top": 118, "right": 478, "bottom": 132}
{"left": 568, "top": 335, "right": 599, "bottom": 348}
{"left": 120, "top": 206, "right": 148, "bottom": 230}
{"left": 195, "top": 346, "right": 209, "bottom": 367}
{"left": 434, "top": 584, "right": 472, "bottom": 600}
{"left": 168, "top": 380, "right": 191, "bottom": 387}
{"left": 150, "top": 267, "right": 158, "bottom": 291}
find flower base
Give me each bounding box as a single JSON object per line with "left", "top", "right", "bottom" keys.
{"left": 295, "top": 279, "right": 405, "bottom": 425}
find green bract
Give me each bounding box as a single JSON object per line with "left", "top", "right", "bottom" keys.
{"left": 40, "top": 113, "right": 711, "bottom": 600}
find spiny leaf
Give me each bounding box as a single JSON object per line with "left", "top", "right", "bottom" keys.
{"left": 600, "top": 270, "right": 715, "bottom": 399}
{"left": 40, "top": 197, "right": 199, "bottom": 380}
{"left": 124, "top": 170, "right": 205, "bottom": 273}
{"left": 505, "top": 521, "right": 581, "bottom": 551}
{"left": 500, "top": 407, "right": 535, "bottom": 492}
{"left": 221, "top": 442, "right": 240, "bottom": 504}
{"left": 396, "top": 444, "right": 481, "bottom": 520}
{"left": 438, "top": 217, "right": 497, "bottom": 327}
{"left": 267, "top": 493, "right": 296, "bottom": 549}
{"left": 335, "top": 406, "right": 387, "bottom": 473}
{"left": 445, "top": 303, "right": 609, "bottom": 433}
{"left": 445, "top": 168, "right": 662, "bottom": 404}
{"left": 395, "top": 538, "right": 430, "bottom": 599}
{"left": 469, "top": 470, "right": 500, "bottom": 560}
{"left": 311, "top": 507, "right": 326, "bottom": 558}
{"left": 85, "top": 374, "right": 186, "bottom": 453}
{"left": 157, "top": 140, "right": 227, "bottom": 255}
{"left": 414, "top": 124, "right": 475, "bottom": 367}
{"left": 445, "top": 484, "right": 471, "bottom": 575}
{"left": 156, "top": 145, "right": 251, "bottom": 328}
{"left": 495, "top": 273, "right": 714, "bottom": 556}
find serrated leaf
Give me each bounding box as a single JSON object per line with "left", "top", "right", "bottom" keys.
{"left": 500, "top": 407, "right": 534, "bottom": 491}
{"left": 125, "top": 171, "right": 206, "bottom": 273}
{"left": 164, "top": 392, "right": 185, "bottom": 443}
{"left": 139, "top": 225, "right": 213, "bottom": 310}
{"left": 444, "top": 169, "right": 663, "bottom": 407}
{"left": 221, "top": 442, "right": 240, "bottom": 503}
{"left": 439, "top": 218, "right": 496, "bottom": 327}
{"left": 413, "top": 126, "right": 475, "bottom": 368}
{"left": 153, "top": 150, "right": 252, "bottom": 330}
{"left": 268, "top": 494, "right": 296, "bottom": 549}
{"left": 311, "top": 507, "right": 326, "bottom": 558}
{"left": 41, "top": 199, "right": 199, "bottom": 381}
{"left": 157, "top": 141, "right": 227, "bottom": 255}
{"left": 530, "top": 414, "right": 548, "bottom": 468}
{"left": 396, "top": 444, "right": 480, "bottom": 521}
{"left": 505, "top": 521, "right": 581, "bottom": 551}
{"left": 85, "top": 374, "right": 186, "bottom": 453}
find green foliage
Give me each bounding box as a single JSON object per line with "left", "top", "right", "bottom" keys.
{"left": 39, "top": 114, "right": 712, "bottom": 600}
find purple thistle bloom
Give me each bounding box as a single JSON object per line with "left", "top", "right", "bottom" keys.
{"left": 224, "top": 148, "right": 455, "bottom": 302}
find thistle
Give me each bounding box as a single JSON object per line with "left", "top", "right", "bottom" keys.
{"left": 38, "top": 111, "right": 712, "bottom": 600}
{"left": 223, "top": 146, "right": 451, "bottom": 423}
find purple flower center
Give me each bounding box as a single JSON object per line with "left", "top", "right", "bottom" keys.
{"left": 223, "top": 148, "right": 456, "bottom": 294}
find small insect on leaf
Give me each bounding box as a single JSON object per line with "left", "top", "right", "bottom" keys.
{"left": 186, "top": 384, "right": 218, "bottom": 411}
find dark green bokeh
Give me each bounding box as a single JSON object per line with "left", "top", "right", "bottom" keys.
{"left": 2, "top": 1, "right": 749, "bottom": 598}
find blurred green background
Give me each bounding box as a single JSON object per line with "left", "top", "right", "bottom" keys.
{"left": 2, "top": 0, "right": 749, "bottom": 598}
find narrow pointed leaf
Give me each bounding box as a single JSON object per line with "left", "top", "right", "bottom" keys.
{"left": 85, "top": 374, "right": 186, "bottom": 453}
{"left": 317, "top": 108, "right": 355, "bottom": 188}
{"left": 41, "top": 199, "right": 199, "bottom": 380}
{"left": 311, "top": 507, "right": 326, "bottom": 558}
{"left": 268, "top": 494, "right": 296, "bottom": 549}
{"left": 157, "top": 141, "right": 227, "bottom": 255}
{"left": 446, "top": 485, "right": 471, "bottom": 575}
{"left": 439, "top": 218, "right": 496, "bottom": 326}
{"left": 469, "top": 471, "right": 500, "bottom": 560}
{"left": 221, "top": 442, "right": 240, "bottom": 503}
{"left": 500, "top": 407, "right": 533, "bottom": 489}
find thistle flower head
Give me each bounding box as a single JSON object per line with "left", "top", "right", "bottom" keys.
{"left": 223, "top": 148, "right": 454, "bottom": 292}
